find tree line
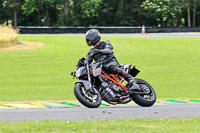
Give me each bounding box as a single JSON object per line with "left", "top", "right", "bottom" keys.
{"left": 0, "top": 0, "right": 200, "bottom": 27}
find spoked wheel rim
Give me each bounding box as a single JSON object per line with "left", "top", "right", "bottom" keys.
{"left": 138, "top": 83, "right": 155, "bottom": 101}
{"left": 79, "top": 85, "right": 99, "bottom": 104}
{"left": 74, "top": 83, "right": 101, "bottom": 108}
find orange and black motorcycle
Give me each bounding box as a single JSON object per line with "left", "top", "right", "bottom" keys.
{"left": 71, "top": 57, "right": 156, "bottom": 108}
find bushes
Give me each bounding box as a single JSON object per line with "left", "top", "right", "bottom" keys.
{"left": 0, "top": 26, "right": 19, "bottom": 47}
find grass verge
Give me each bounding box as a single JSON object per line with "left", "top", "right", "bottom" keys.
{"left": 0, "top": 118, "right": 199, "bottom": 133}
{"left": 0, "top": 36, "right": 200, "bottom": 101}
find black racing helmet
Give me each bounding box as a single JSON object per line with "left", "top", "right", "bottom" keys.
{"left": 86, "top": 29, "right": 101, "bottom": 46}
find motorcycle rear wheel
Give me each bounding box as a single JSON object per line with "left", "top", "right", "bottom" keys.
{"left": 74, "top": 83, "right": 102, "bottom": 108}
{"left": 131, "top": 78, "right": 156, "bottom": 107}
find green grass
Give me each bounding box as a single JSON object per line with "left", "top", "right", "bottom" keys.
{"left": 0, "top": 36, "right": 200, "bottom": 101}
{"left": 0, "top": 118, "right": 200, "bottom": 133}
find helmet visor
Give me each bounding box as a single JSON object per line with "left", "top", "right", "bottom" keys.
{"left": 86, "top": 38, "right": 91, "bottom": 46}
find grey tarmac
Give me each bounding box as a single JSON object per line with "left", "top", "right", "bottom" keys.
{"left": 0, "top": 103, "right": 200, "bottom": 122}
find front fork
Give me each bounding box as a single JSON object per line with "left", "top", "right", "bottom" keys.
{"left": 86, "top": 63, "right": 94, "bottom": 92}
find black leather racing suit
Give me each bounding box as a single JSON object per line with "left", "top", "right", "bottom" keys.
{"left": 86, "top": 40, "right": 133, "bottom": 80}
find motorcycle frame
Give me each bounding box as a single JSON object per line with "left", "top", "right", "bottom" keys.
{"left": 100, "top": 70, "right": 128, "bottom": 93}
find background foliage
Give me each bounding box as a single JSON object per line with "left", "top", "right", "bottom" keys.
{"left": 0, "top": 0, "right": 200, "bottom": 27}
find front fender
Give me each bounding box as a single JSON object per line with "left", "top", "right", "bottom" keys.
{"left": 75, "top": 80, "right": 90, "bottom": 90}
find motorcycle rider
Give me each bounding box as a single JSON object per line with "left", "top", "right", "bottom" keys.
{"left": 84, "top": 29, "right": 139, "bottom": 92}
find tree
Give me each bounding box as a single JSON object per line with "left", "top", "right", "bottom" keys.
{"left": 22, "top": 0, "right": 39, "bottom": 25}
{"left": 192, "top": 0, "right": 200, "bottom": 26}
{"left": 97, "top": 0, "right": 146, "bottom": 26}
{"left": 0, "top": 0, "right": 7, "bottom": 24}
{"left": 96, "top": 0, "right": 119, "bottom": 26}
{"left": 64, "top": 0, "right": 69, "bottom": 16}
{"left": 179, "top": 0, "right": 192, "bottom": 27}
{"left": 22, "top": 0, "right": 61, "bottom": 26}
{"left": 9, "top": 0, "right": 21, "bottom": 26}
{"left": 141, "top": 0, "right": 182, "bottom": 27}
{"left": 114, "top": 0, "right": 146, "bottom": 26}
{"left": 1, "top": 0, "right": 22, "bottom": 26}
{"left": 178, "top": 0, "right": 200, "bottom": 27}
{"left": 67, "top": 0, "right": 101, "bottom": 26}
{"left": 1, "top": 0, "right": 199, "bottom": 27}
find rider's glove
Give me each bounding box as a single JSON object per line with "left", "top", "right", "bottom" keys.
{"left": 84, "top": 58, "right": 89, "bottom": 65}
{"left": 84, "top": 56, "right": 91, "bottom": 65}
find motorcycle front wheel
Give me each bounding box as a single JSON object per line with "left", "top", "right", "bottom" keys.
{"left": 131, "top": 78, "right": 156, "bottom": 107}
{"left": 74, "top": 83, "right": 102, "bottom": 108}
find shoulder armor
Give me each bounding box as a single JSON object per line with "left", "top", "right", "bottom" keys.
{"left": 104, "top": 40, "right": 113, "bottom": 50}
{"left": 104, "top": 40, "right": 111, "bottom": 45}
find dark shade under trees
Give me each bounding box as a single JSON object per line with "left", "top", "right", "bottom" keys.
{"left": 0, "top": 0, "right": 200, "bottom": 27}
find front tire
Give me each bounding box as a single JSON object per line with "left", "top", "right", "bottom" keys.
{"left": 74, "top": 83, "right": 102, "bottom": 108}
{"left": 131, "top": 78, "right": 156, "bottom": 107}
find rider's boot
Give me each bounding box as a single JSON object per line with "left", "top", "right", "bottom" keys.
{"left": 125, "top": 74, "right": 140, "bottom": 93}
{"left": 125, "top": 74, "right": 134, "bottom": 84}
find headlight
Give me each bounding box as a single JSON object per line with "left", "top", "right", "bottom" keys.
{"left": 75, "top": 68, "right": 81, "bottom": 78}
{"left": 75, "top": 67, "right": 86, "bottom": 78}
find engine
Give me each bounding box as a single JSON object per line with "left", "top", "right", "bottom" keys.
{"left": 100, "top": 81, "right": 121, "bottom": 103}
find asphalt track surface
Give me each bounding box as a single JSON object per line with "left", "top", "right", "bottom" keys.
{"left": 20, "top": 33, "right": 200, "bottom": 37}
{"left": 0, "top": 103, "right": 200, "bottom": 122}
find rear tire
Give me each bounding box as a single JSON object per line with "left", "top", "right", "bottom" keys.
{"left": 74, "top": 83, "right": 102, "bottom": 108}
{"left": 131, "top": 78, "right": 156, "bottom": 107}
